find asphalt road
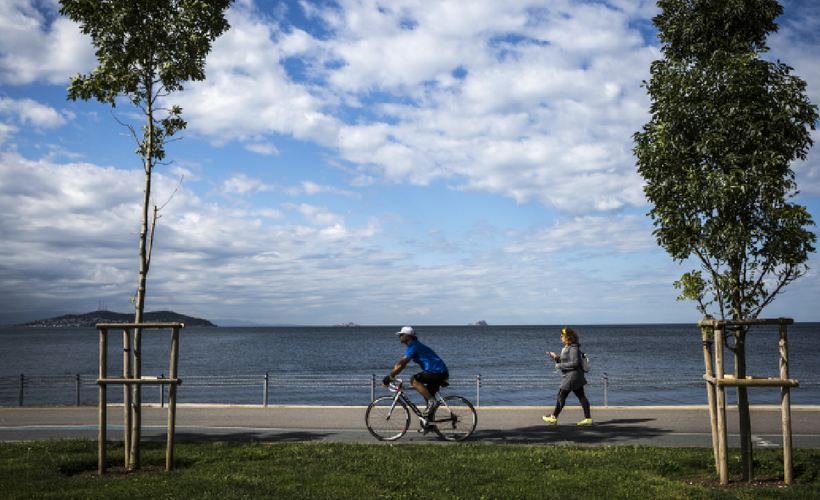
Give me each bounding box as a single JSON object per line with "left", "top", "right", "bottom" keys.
{"left": 2, "top": 405, "right": 819, "bottom": 447}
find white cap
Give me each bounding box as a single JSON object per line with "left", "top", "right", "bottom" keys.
{"left": 396, "top": 326, "right": 415, "bottom": 336}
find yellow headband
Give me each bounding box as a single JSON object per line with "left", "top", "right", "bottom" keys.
{"left": 562, "top": 328, "right": 567, "bottom": 335}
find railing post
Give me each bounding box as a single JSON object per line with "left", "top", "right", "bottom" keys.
{"left": 19, "top": 374, "right": 24, "bottom": 407}
{"left": 76, "top": 374, "right": 81, "bottom": 406}
{"left": 370, "top": 373, "right": 375, "bottom": 402}
{"left": 263, "top": 373, "right": 268, "bottom": 407}
{"left": 160, "top": 375, "right": 165, "bottom": 408}
{"left": 476, "top": 373, "right": 481, "bottom": 408}
{"left": 603, "top": 372, "right": 608, "bottom": 407}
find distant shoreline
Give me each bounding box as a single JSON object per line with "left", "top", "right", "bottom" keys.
{"left": 15, "top": 310, "right": 215, "bottom": 328}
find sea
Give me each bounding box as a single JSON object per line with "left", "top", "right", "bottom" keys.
{"left": 1, "top": 323, "right": 818, "bottom": 408}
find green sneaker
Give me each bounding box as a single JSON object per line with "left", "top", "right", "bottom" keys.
{"left": 577, "top": 418, "right": 594, "bottom": 426}
{"left": 542, "top": 415, "right": 557, "bottom": 424}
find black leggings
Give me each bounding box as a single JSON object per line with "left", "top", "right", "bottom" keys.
{"left": 553, "top": 387, "right": 591, "bottom": 419}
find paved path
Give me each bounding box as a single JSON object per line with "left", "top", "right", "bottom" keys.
{"left": 2, "top": 405, "right": 819, "bottom": 447}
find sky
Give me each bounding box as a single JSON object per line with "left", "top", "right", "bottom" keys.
{"left": 1, "top": 0, "right": 819, "bottom": 327}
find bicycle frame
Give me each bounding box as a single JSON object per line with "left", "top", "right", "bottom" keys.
{"left": 386, "top": 379, "right": 451, "bottom": 426}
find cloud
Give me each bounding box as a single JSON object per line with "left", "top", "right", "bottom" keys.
{"left": 244, "top": 141, "right": 280, "bottom": 155}
{"left": 217, "top": 173, "right": 277, "bottom": 196}
{"left": 0, "top": 149, "right": 722, "bottom": 324}
{"left": 0, "top": 96, "right": 69, "bottom": 129}
{"left": 211, "top": 174, "right": 364, "bottom": 201}
{"left": 301, "top": 180, "right": 361, "bottom": 199}
{"left": 167, "top": 0, "right": 662, "bottom": 214}
{"left": 282, "top": 202, "right": 346, "bottom": 226}
{"left": 503, "top": 215, "right": 656, "bottom": 255}
{"left": 0, "top": 0, "right": 96, "bottom": 84}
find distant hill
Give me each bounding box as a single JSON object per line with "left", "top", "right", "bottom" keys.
{"left": 18, "top": 310, "right": 215, "bottom": 327}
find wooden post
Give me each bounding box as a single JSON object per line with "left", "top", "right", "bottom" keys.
{"left": 130, "top": 326, "right": 141, "bottom": 469}
{"left": 123, "top": 328, "right": 131, "bottom": 469}
{"left": 714, "top": 325, "right": 728, "bottom": 485}
{"left": 166, "top": 326, "right": 180, "bottom": 471}
{"left": 98, "top": 328, "right": 107, "bottom": 475}
{"left": 780, "top": 323, "right": 793, "bottom": 484}
{"left": 702, "top": 328, "right": 719, "bottom": 473}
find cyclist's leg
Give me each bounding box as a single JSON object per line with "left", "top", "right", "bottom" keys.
{"left": 412, "top": 371, "right": 448, "bottom": 406}
{"left": 410, "top": 372, "right": 435, "bottom": 403}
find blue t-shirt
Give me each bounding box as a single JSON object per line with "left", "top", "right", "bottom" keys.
{"left": 404, "top": 340, "right": 448, "bottom": 373}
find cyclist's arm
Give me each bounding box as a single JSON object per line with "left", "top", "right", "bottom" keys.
{"left": 382, "top": 356, "right": 412, "bottom": 387}
{"left": 390, "top": 356, "right": 411, "bottom": 377}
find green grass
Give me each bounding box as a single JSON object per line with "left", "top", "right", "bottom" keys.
{"left": 2, "top": 440, "right": 819, "bottom": 499}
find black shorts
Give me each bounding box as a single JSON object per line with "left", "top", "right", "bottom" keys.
{"left": 411, "top": 370, "right": 449, "bottom": 395}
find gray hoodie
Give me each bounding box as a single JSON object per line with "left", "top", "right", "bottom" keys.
{"left": 555, "top": 342, "right": 587, "bottom": 391}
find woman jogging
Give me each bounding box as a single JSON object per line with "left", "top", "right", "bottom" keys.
{"left": 543, "top": 327, "right": 593, "bottom": 426}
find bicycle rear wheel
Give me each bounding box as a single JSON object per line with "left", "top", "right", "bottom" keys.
{"left": 365, "top": 396, "right": 411, "bottom": 441}
{"left": 431, "top": 396, "right": 477, "bottom": 441}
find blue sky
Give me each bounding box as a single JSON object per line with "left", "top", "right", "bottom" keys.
{"left": 1, "top": 0, "right": 819, "bottom": 326}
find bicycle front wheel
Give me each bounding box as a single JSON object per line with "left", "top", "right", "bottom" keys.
{"left": 431, "top": 396, "right": 477, "bottom": 441}
{"left": 365, "top": 396, "right": 411, "bottom": 441}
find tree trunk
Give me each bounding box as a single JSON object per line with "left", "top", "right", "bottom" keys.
{"left": 728, "top": 253, "right": 753, "bottom": 482}
{"left": 129, "top": 165, "right": 151, "bottom": 470}
{"left": 130, "top": 75, "right": 154, "bottom": 470}
{"left": 734, "top": 328, "right": 754, "bottom": 481}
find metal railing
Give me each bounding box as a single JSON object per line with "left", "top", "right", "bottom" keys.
{"left": 3, "top": 373, "right": 820, "bottom": 408}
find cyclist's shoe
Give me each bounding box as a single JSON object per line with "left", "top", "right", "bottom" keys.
{"left": 542, "top": 415, "right": 557, "bottom": 425}
{"left": 422, "top": 405, "right": 435, "bottom": 417}
{"left": 577, "top": 418, "right": 594, "bottom": 426}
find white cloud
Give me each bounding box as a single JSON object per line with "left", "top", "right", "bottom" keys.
{"left": 282, "top": 202, "right": 346, "bottom": 226}
{"left": 217, "top": 173, "right": 276, "bottom": 196}
{"left": 301, "top": 181, "right": 361, "bottom": 199}
{"left": 503, "top": 215, "right": 656, "bottom": 255}
{"left": 212, "top": 174, "right": 363, "bottom": 200}
{"left": 0, "top": 0, "right": 96, "bottom": 84}
{"left": 256, "top": 207, "right": 284, "bottom": 219}
{"left": 168, "top": 0, "right": 663, "bottom": 213}
{"left": 244, "top": 141, "right": 280, "bottom": 155}
{"left": 0, "top": 150, "right": 714, "bottom": 324}
{"left": 0, "top": 97, "right": 69, "bottom": 129}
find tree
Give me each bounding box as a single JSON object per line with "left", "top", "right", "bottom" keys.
{"left": 633, "top": 0, "right": 817, "bottom": 481}
{"left": 60, "top": 0, "right": 233, "bottom": 469}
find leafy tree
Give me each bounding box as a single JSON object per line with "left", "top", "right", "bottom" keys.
{"left": 633, "top": 0, "right": 817, "bottom": 481}
{"left": 60, "top": 0, "right": 233, "bottom": 469}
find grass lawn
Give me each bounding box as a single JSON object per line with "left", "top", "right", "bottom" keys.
{"left": 2, "top": 440, "right": 819, "bottom": 499}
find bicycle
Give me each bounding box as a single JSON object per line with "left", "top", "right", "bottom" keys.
{"left": 365, "top": 378, "right": 477, "bottom": 441}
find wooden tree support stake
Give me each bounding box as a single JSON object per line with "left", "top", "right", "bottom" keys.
{"left": 699, "top": 318, "right": 797, "bottom": 485}
{"left": 95, "top": 323, "right": 184, "bottom": 475}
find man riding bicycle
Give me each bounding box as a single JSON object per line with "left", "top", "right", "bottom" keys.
{"left": 382, "top": 326, "right": 449, "bottom": 415}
